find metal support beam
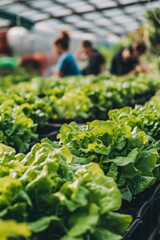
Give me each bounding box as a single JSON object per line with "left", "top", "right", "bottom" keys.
{"left": 0, "top": 9, "right": 35, "bottom": 29}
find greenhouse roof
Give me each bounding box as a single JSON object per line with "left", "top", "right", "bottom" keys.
{"left": 0, "top": 0, "right": 159, "bottom": 40}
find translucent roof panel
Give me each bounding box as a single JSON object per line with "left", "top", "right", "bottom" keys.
{"left": 0, "top": 0, "right": 15, "bottom": 7}
{"left": 124, "top": 5, "right": 145, "bottom": 14}
{"left": 119, "top": 0, "right": 139, "bottom": 4}
{"left": 95, "top": 18, "right": 113, "bottom": 26}
{"left": 70, "top": 30, "right": 96, "bottom": 40}
{"left": 29, "top": 1, "right": 54, "bottom": 8}
{"left": 125, "top": 22, "right": 139, "bottom": 31}
{"left": 146, "top": 1, "right": 160, "bottom": 9}
{"left": 106, "top": 33, "right": 121, "bottom": 43}
{"left": 74, "top": 20, "right": 93, "bottom": 29}
{"left": 57, "top": 0, "right": 75, "bottom": 3}
{"left": 103, "top": 9, "right": 124, "bottom": 17}
{"left": 83, "top": 12, "right": 102, "bottom": 20}
{"left": 75, "top": 7, "right": 95, "bottom": 13}
{"left": 0, "top": 18, "right": 11, "bottom": 27}
{"left": 113, "top": 15, "right": 135, "bottom": 24}
{"left": 91, "top": 0, "right": 118, "bottom": 9}
{"left": 52, "top": 9, "right": 73, "bottom": 17}
{"left": 19, "top": 10, "right": 49, "bottom": 21}
{"left": 1, "top": 3, "right": 30, "bottom": 14}
{"left": 107, "top": 25, "right": 126, "bottom": 35}
{"left": 65, "top": 15, "right": 83, "bottom": 23}
{"left": 44, "top": 6, "right": 72, "bottom": 17}
{"left": 66, "top": 0, "right": 95, "bottom": 13}
{"left": 91, "top": 27, "right": 110, "bottom": 36}
{"left": 0, "top": 0, "right": 159, "bottom": 41}
{"left": 98, "top": 2, "right": 118, "bottom": 9}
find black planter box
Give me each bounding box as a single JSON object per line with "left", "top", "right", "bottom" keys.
{"left": 37, "top": 123, "right": 62, "bottom": 135}
{"left": 38, "top": 130, "right": 59, "bottom": 142}
{"left": 123, "top": 219, "right": 143, "bottom": 240}
{"left": 36, "top": 123, "right": 61, "bottom": 142}
{"left": 123, "top": 183, "right": 160, "bottom": 240}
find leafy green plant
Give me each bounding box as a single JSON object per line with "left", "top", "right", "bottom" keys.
{"left": 0, "top": 73, "right": 159, "bottom": 123}
{"left": 109, "top": 90, "right": 160, "bottom": 141}
{"left": 58, "top": 120, "right": 159, "bottom": 201}
{"left": 57, "top": 90, "right": 160, "bottom": 201}
{"left": 0, "top": 67, "right": 35, "bottom": 90}
{"left": 0, "top": 72, "right": 159, "bottom": 153}
{"left": 145, "top": 8, "right": 160, "bottom": 55}
{"left": 0, "top": 104, "right": 37, "bottom": 152}
{"left": 0, "top": 141, "right": 132, "bottom": 240}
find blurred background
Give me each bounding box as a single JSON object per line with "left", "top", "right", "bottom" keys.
{"left": 0, "top": 0, "right": 160, "bottom": 75}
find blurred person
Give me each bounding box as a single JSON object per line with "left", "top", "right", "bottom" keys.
{"left": 20, "top": 54, "right": 41, "bottom": 75}
{"left": 53, "top": 31, "right": 81, "bottom": 77}
{"left": 79, "top": 40, "right": 106, "bottom": 75}
{"left": 110, "top": 40, "right": 147, "bottom": 76}
{"left": 0, "top": 29, "right": 12, "bottom": 57}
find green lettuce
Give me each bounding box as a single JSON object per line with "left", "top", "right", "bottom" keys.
{"left": 58, "top": 118, "right": 159, "bottom": 201}
{"left": 0, "top": 140, "right": 132, "bottom": 240}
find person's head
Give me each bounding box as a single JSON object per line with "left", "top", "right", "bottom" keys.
{"left": 81, "top": 40, "right": 93, "bottom": 57}
{"left": 132, "top": 40, "right": 147, "bottom": 59}
{"left": 54, "top": 31, "right": 70, "bottom": 55}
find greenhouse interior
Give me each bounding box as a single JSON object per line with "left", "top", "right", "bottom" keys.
{"left": 0, "top": 0, "right": 160, "bottom": 239}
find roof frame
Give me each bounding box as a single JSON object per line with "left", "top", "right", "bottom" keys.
{"left": 0, "top": 0, "right": 159, "bottom": 37}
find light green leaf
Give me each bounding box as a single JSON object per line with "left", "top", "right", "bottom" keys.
{"left": 135, "top": 149, "right": 158, "bottom": 175}
{"left": 66, "top": 203, "right": 99, "bottom": 237}
{"left": 29, "top": 216, "right": 60, "bottom": 233}
{"left": 94, "top": 228, "right": 122, "bottom": 240}
{"left": 0, "top": 144, "right": 15, "bottom": 164}
{"left": 83, "top": 162, "right": 104, "bottom": 176}
{"left": 86, "top": 175, "right": 122, "bottom": 213}
{"left": 104, "top": 212, "right": 132, "bottom": 234}
{"left": 107, "top": 148, "right": 140, "bottom": 166}
{"left": 0, "top": 220, "right": 30, "bottom": 240}
{"left": 132, "top": 176, "right": 156, "bottom": 195}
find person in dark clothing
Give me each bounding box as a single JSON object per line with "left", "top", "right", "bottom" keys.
{"left": 80, "top": 40, "right": 106, "bottom": 75}
{"left": 110, "top": 40, "right": 147, "bottom": 76}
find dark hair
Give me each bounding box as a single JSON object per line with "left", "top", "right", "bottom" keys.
{"left": 82, "top": 40, "right": 93, "bottom": 48}
{"left": 54, "top": 31, "right": 70, "bottom": 50}
{"left": 134, "top": 40, "right": 147, "bottom": 54}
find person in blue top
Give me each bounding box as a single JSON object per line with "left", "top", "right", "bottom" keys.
{"left": 53, "top": 31, "right": 81, "bottom": 77}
